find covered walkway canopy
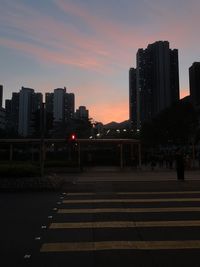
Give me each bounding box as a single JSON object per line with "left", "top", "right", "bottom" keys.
{"left": 76, "top": 139, "right": 141, "bottom": 169}
{"left": 0, "top": 138, "right": 141, "bottom": 169}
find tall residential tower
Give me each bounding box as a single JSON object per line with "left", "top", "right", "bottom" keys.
{"left": 189, "top": 62, "right": 200, "bottom": 109}
{"left": 129, "top": 68, "right": 137, "bottom": 128}
{"left": 53, "top": 87, "right": 75, "bottom": 122}
{"left": 0, "top": 85, "right": 3, "bottom": 108}
{"left": 18, "top": 87, "right": 42, "bottom": 136}
{"left": 130, "top": 41, "right": 180, "bottom": 128}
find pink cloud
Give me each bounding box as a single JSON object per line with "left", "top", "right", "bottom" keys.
{"left": 142, "top": 1, "right": 200, "bottom": 50}
{"left": 4, "top": 0, "right": 196, "bottom": 75}
{"left": 53, "top": 0, "right": 200, "bottom": 72}
{"left": 0, "top": 2, "right": 118, "bottom": 72}
{"left": 52, "top": 0, "right": 200, "bottom": 72}
{"left": 54, "top": 0, "right": 147, "bottom": 54}
{"left": 0, "top": 37, "right": 109, "bottom": 72}
{"left": 55, "top": 0, "right": 199, "bottom": 52}
{"left": 2, "top": 0, "right": 200, "bottom": 71}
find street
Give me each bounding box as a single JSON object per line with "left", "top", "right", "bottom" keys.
{"left": 2, "top": 170, "right": 200, "bottom": 266}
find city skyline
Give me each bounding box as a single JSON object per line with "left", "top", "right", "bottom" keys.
{"left": 1, "top": 0, "right": 200, "bottom": 123}
{"left": 4, "top": 86, "right": 89, "bottom": 137}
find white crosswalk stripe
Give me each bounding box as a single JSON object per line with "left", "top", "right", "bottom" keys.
{"left": 40, "top": 190, "right": 200, "bottom": 252}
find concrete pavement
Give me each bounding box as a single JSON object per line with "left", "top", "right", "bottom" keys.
{"left": 71, "top": 166, "right": 200, "bottom": 182}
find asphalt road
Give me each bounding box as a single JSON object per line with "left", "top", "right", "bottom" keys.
{"left": 2, "top": 178, "right": 200, "bottom": 267}
{"left": 0, "top": 191, "right": 60, "bottom": 267}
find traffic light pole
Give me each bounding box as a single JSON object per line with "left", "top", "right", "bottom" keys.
{"left": 78, "top": 142, "right": 81, "bottom": 170}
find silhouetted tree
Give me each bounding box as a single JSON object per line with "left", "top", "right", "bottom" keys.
{"left": 141, "top": 101, "right": 198, "bottom": 147}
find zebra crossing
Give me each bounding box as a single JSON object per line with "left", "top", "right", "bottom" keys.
{"left": 38, "top": 189, "right": 200, "bottom": 266}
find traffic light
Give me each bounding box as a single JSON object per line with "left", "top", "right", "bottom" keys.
{"left": 68, "top": 133, "right": 77, "bottom": 150}
{"left": 69, "top": 133, "right": 77, "bottom": 141}
{"left": 68, "top": 133, "right": 77, "bottom": 160}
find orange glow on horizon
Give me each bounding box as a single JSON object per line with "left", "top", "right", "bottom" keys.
{"left": 180, "top": 88, "right": 189, "bottom": 99}
{"left": 89, "top": 101, "right": 128, "bottom": 124}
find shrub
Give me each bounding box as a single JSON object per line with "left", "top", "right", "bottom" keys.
{"left": 0, "top": 163, "right": 40, "bottom": 177}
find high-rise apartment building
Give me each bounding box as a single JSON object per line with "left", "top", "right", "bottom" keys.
{"left": 45, "top": 93, "right": 54, "bottom": 114}
{"left": 0, "top": 85, "right": 5, "bottom": 130}
{"left": 5, "top": 99, "right": 11, "bottom": 114}
{"left": 4, "top": 85, "right": 76, "bottom": 137}
{"left": 18, "top": 87, "right": 34, "bottom": 136}
{"left": 6, "top": 92, "right": 20, "bottom": 133}
{"left": 53, "top": 88, "right": 66, "bottom": 122}
{"left": 189, "top": 62, "right": 200, "bottom": 109}
{"left": 129, "top": 68, "right": 137, "bottom": 127}
{"left": 32, "top": 93, "right": 43, "bottom": 111}
{"left": 53, "top": 87, "right": 75, "bottom": 122}
{"left": 0, "top": 85, "right": 3, "bottom": 108}
{"left": 5, "top": 93, "right": 20, "bottom": 134}
{"left": 75, "top": 106, "right": 89, "bottom": 120}
{"left": 130, "top": 41, "right": 180, "bottom": 128}
{"left": 0, "top": 107, "right": 5, "bottom": 130}
{"left": 18, "top": 87, "right": 42, "bottom": 136}
{"left": 65, "top": 93, "right": 75, "bottom": 121}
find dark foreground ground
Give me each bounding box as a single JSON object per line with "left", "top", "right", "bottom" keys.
{"left": 1, "top": 169, "right": 200, "bottom": 267}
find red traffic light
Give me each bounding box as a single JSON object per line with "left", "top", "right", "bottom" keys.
{"left": 70, "top": 133, "right": 76, "bottom": 141}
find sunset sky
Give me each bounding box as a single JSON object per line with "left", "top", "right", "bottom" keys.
{"left": 0, "top": 0, "right": 200, "bottom": 123}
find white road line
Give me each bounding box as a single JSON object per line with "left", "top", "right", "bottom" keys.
{"left": 58, "top": 207, "right": 200, "bottom": 214}
{"left": 63, "top": 198, "right": 200, "bottom": 204}
{"left": 49, "top": 220, "right": 200, "bottom": 229}
{"left": 40, "top": 240, "right": 200, "bottom": 252}
{"left": 67, "top": 191, "right": 200, "bottom": 196}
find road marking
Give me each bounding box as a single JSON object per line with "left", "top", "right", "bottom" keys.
{"left": 49, "top": 220, "right": 200, "bottom": 229}
{"left": 67, "top": 191, "right": 200, "bottom": 196}
{"left": 58, "top": 207, "right": 200, "bottom": 214}
{"left": 40, "top": 240, "right": 200, "bottom": 252}
{"left": 67, "top": 193, "right": 95, "bottom": 196}
{"left": 24, "top": 254, "right": 31, "bottom": 259}
{"left": 63, "top": 198, "right": 200, "bottom": 204}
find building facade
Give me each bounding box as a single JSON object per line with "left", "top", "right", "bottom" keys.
{"left": 131, "top": 41, "right": 180, "bottom": 128}
{"left": 18, "top": 87, "right": 42, "bottom": 137}
{"left": 0, "top": 85, "right": 5, "bottom": 130}
{"left": 0, "top": 85, "right": 3, "bottom": 108}
{"left": 4, "top": 85, "right": 77, "bottom": 137}
{"left": 75, "top": 106, "right": 89, "bottom": 120}
{"left": 18, "top": 87, "right": 34, "bottom": 136}
{"left": 189, "top": 62, "right": 200, "bottom": 109}
{"left": 65, "top": 93, "right": 75, "bottom": 121}
{"left": 5, "top": 92, "right": 20, "bottom": 134}
{"left": 0, "top": 107, "right": 5, "bottom": 130}
{"left": 53, "top": 87, "right": 75, "bottom": 123}
{"left": 45, "top": 93, "right": 54, "bottom": 114}
{"left": 129, "top": 68, "right": 137, "bottom": 128}
{"left": 53, "top": 88, "right": 66, "bottom": 122}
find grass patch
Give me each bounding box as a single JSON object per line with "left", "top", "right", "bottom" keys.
{"left": 0, "top": 162, "right": 40, "bottom": 178}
